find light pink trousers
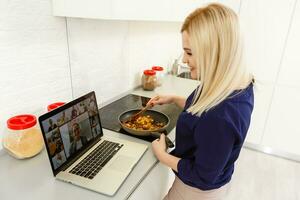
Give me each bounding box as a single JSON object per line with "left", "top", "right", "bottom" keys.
{"left": 163, "top": 177, "right": 229, "bottom": 200}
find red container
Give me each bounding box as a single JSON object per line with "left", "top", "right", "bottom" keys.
{"left": 47, "top": 102, "right": 65, "bottom": 112}
{"left": 3, "top": 114, "right": 44, "bottom": 159}
{"left": 142, "top": 70, "right": 157, "bottom": 91}
{"left": 152, "top": 66, "right": 165, "bottom": 86}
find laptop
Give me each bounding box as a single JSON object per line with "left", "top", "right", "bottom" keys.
{"left": 38, "top": 91, "right": 148, "bottom": 196}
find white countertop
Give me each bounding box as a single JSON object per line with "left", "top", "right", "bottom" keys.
{"left": 132, "top": 75, "right": 199, "bottom": 98}
{"left": 0, "top": 75, "right": 199, "bottom": 200}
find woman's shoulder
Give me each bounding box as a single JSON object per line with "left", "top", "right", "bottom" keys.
{"left": 201, "top": 83, "right": 253, "bottom": 119}
{"left": 229, "top": 81, "right": 254, "bottom": 100}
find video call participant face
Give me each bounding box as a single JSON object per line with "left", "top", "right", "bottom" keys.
{"left": 72, "top": 123, "right": 81, "bottom": 141}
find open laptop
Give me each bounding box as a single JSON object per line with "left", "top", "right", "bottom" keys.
{"left": 38, "top": 91, "right": 148, "bottom": 196}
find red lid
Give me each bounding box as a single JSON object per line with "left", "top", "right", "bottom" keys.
{"left": 47, "top": 102, "right": 65, "bottom": 111}
{"left": 152, "top": 66, "right": 164, "bottom": 71}
{"left": 7, "top": 114, "right": 37, "bottom": 130}
{"left": 143, "top": 70, "right": 156, "bottom": 76}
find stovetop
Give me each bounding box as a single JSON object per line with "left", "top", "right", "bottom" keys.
{"left": 99, "top": 94, "right": 183, "bottom": 142}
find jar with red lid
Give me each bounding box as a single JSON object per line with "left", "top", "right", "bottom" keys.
{"left": 142, "top": 70, "right": 157, "bottom": 91}
{"left": 152, "top": 66, "right": 165, "bottom": 86}
{"left": 47, "top": 102, "right": 65, "bottom": 112}
{"left": 2, "top": 114, "right": 44, "bottom": 159}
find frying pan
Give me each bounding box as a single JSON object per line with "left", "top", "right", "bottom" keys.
{"left": 118, "top": 109, "right": 174, "bottom": 148}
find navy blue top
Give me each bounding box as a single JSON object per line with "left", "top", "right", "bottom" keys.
{"left": 171, "top": 83, "right": 254, "bottom": 190}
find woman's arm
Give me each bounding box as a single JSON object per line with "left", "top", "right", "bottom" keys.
{"left": 172, "top": 95, "right": 186, "bottom": 109}
{"left": 147, "top": 95, "right": 186, "bottom": 109}
{"left": 157, "top": 152, "right": 181, "bottom": 172}
{"left": 152, "top": 134, "right": 181, "bottom": 172}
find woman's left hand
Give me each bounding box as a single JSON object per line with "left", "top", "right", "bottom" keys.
{"left": 152, "top": 134, "right": 167, "bottom": 160}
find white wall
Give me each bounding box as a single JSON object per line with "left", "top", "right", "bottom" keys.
{"left": 67, "top": 18, "right": 182, "bottom": 103}
{"left": 0, "top": 0, "right": 72, "bottom": 149}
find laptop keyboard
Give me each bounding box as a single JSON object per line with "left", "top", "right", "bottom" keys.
{"left": 69, "top": 140, "right": 123, "bottom": 179}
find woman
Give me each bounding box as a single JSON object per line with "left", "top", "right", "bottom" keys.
{"left": 149, "top": 3, "right": 254, "bottom": 200}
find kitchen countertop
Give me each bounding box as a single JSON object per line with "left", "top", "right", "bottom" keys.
{"left": 0, "top": 75, "right": 199, "bottom": 200}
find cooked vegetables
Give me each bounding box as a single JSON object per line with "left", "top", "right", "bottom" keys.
{"left": 123, "top": 115, "right": 165, "bottom": 131}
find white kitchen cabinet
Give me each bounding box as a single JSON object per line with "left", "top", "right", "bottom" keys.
{"left": 52, "top": 0, "right": 198, "bottom": 22}
{"left": 245, "top": 82, "right": 273, "bottom": 145}
{"left": 239, "top": 0, "right": 296, "bottom": 83}
{"left": 111, "top": 0, "right": 196, "bottom": 22}
{"left": 52, "top": 0, "right": 113, "bottom": 20}
{"left": 261, "top": 85, "right": 300, "bottom": 155}
{"left": 52, "top": 0, "right": 240, "bottom": 22}
{"left": 277, "top": 0, "right": 300, "bottom": 87}
{"left": 128, "top": 163, "right": 175, "bottom": 200}
{"left": 167, "top": 0, "right": 240, "bottom": 20}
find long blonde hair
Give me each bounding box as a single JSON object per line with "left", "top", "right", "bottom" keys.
{"left": 182, "top": 3, "right": 252, "bottom": 116}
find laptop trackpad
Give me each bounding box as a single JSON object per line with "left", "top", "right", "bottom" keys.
{"left": 108, "top": 155, "right": 135, "bottom": 172}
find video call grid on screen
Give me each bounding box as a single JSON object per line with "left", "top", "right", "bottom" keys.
{"left": 41, "top": 93, "right": 102, "bottom": 170}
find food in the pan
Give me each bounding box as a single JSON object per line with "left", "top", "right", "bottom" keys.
{"left": 123, "top": 115, "right": 165, "bottom": 131}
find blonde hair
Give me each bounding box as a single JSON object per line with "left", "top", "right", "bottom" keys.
{"left": 181, "top": 3, "right": 253, "bottom": 116}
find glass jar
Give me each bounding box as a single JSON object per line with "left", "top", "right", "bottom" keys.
{"left": 152, "top": 66, "right": 165, "bottom": 86}
{"left": 47, "top": 102, "right": 65, "bottom": 112}
{"left": 142, "top": 70, "right": 157, "bottom": 91}
{"left": 2, "top": 114, "right": 44, "bottom": 159}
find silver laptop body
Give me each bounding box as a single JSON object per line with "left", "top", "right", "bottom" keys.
{"left": 39, "top": 91, "right": 147, "bottom": 196}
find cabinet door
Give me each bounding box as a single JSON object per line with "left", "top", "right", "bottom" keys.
{"left": 52, "top": 0, "right": 240, "bottom": 22}
{"left": 262, "top": 85, "right": 300, "bottom": 155}
{"left": 245, "top": 82, "right": 273, "bottom": 144}
{"left": 52, "top": 0, "right": 112, "bottom": 19}
{"left": 261, "top": 1, "right": 300, "bottom": 155}
{"left": 111, "top": 0, "right": 172, "bottom": 21}
{"left": 168, "top": 0, "right": 241, "bottom": 22}
{"left": 277, "top": 0, "right": 300, "bottom": 87}
{"left": 112, "top": 0, "right": 206, "bottom": 22}
{"left": 53, "top": 0, "right": 201, "bottom": 21}
{"left": 239, "top": 0, "right": 296, "bottom": 83}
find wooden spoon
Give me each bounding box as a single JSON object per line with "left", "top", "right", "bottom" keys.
{"left": 123, "top": 103, "right": 153, "bottom": 123}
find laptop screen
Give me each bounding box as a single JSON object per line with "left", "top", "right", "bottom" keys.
{"left": 39, "top": 92, "right": 103, "bottom": 174}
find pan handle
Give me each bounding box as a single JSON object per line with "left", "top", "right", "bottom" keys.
{"left": 150, "top": 132, "right": 175, "bottom": 148}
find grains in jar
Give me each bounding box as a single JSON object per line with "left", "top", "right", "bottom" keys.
{"left": 2, "top": 114, "right": 44, "bottom": 159}
{"left": 142, "top": 70, "right": 157, "bottom": 91}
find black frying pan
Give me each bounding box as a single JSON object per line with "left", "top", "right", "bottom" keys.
{"left": 118, "top": 109, "right": 174, "bottom": 148}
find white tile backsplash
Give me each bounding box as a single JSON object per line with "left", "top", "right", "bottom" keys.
{"left": 67, "top": 19, "right": 182, "bottom": 104}
{"left": 0, "top": 0, "right": 72, "bottom": 148}
{"left": 67, "top": 18, "right": 131, "bottom": 103}
{"left": 127, "top": 21, "right": 182, "bottom": 87}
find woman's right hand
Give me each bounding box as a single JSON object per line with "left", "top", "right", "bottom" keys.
{"left": 147, "top": 95, "right": 174, "bottom": 107}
